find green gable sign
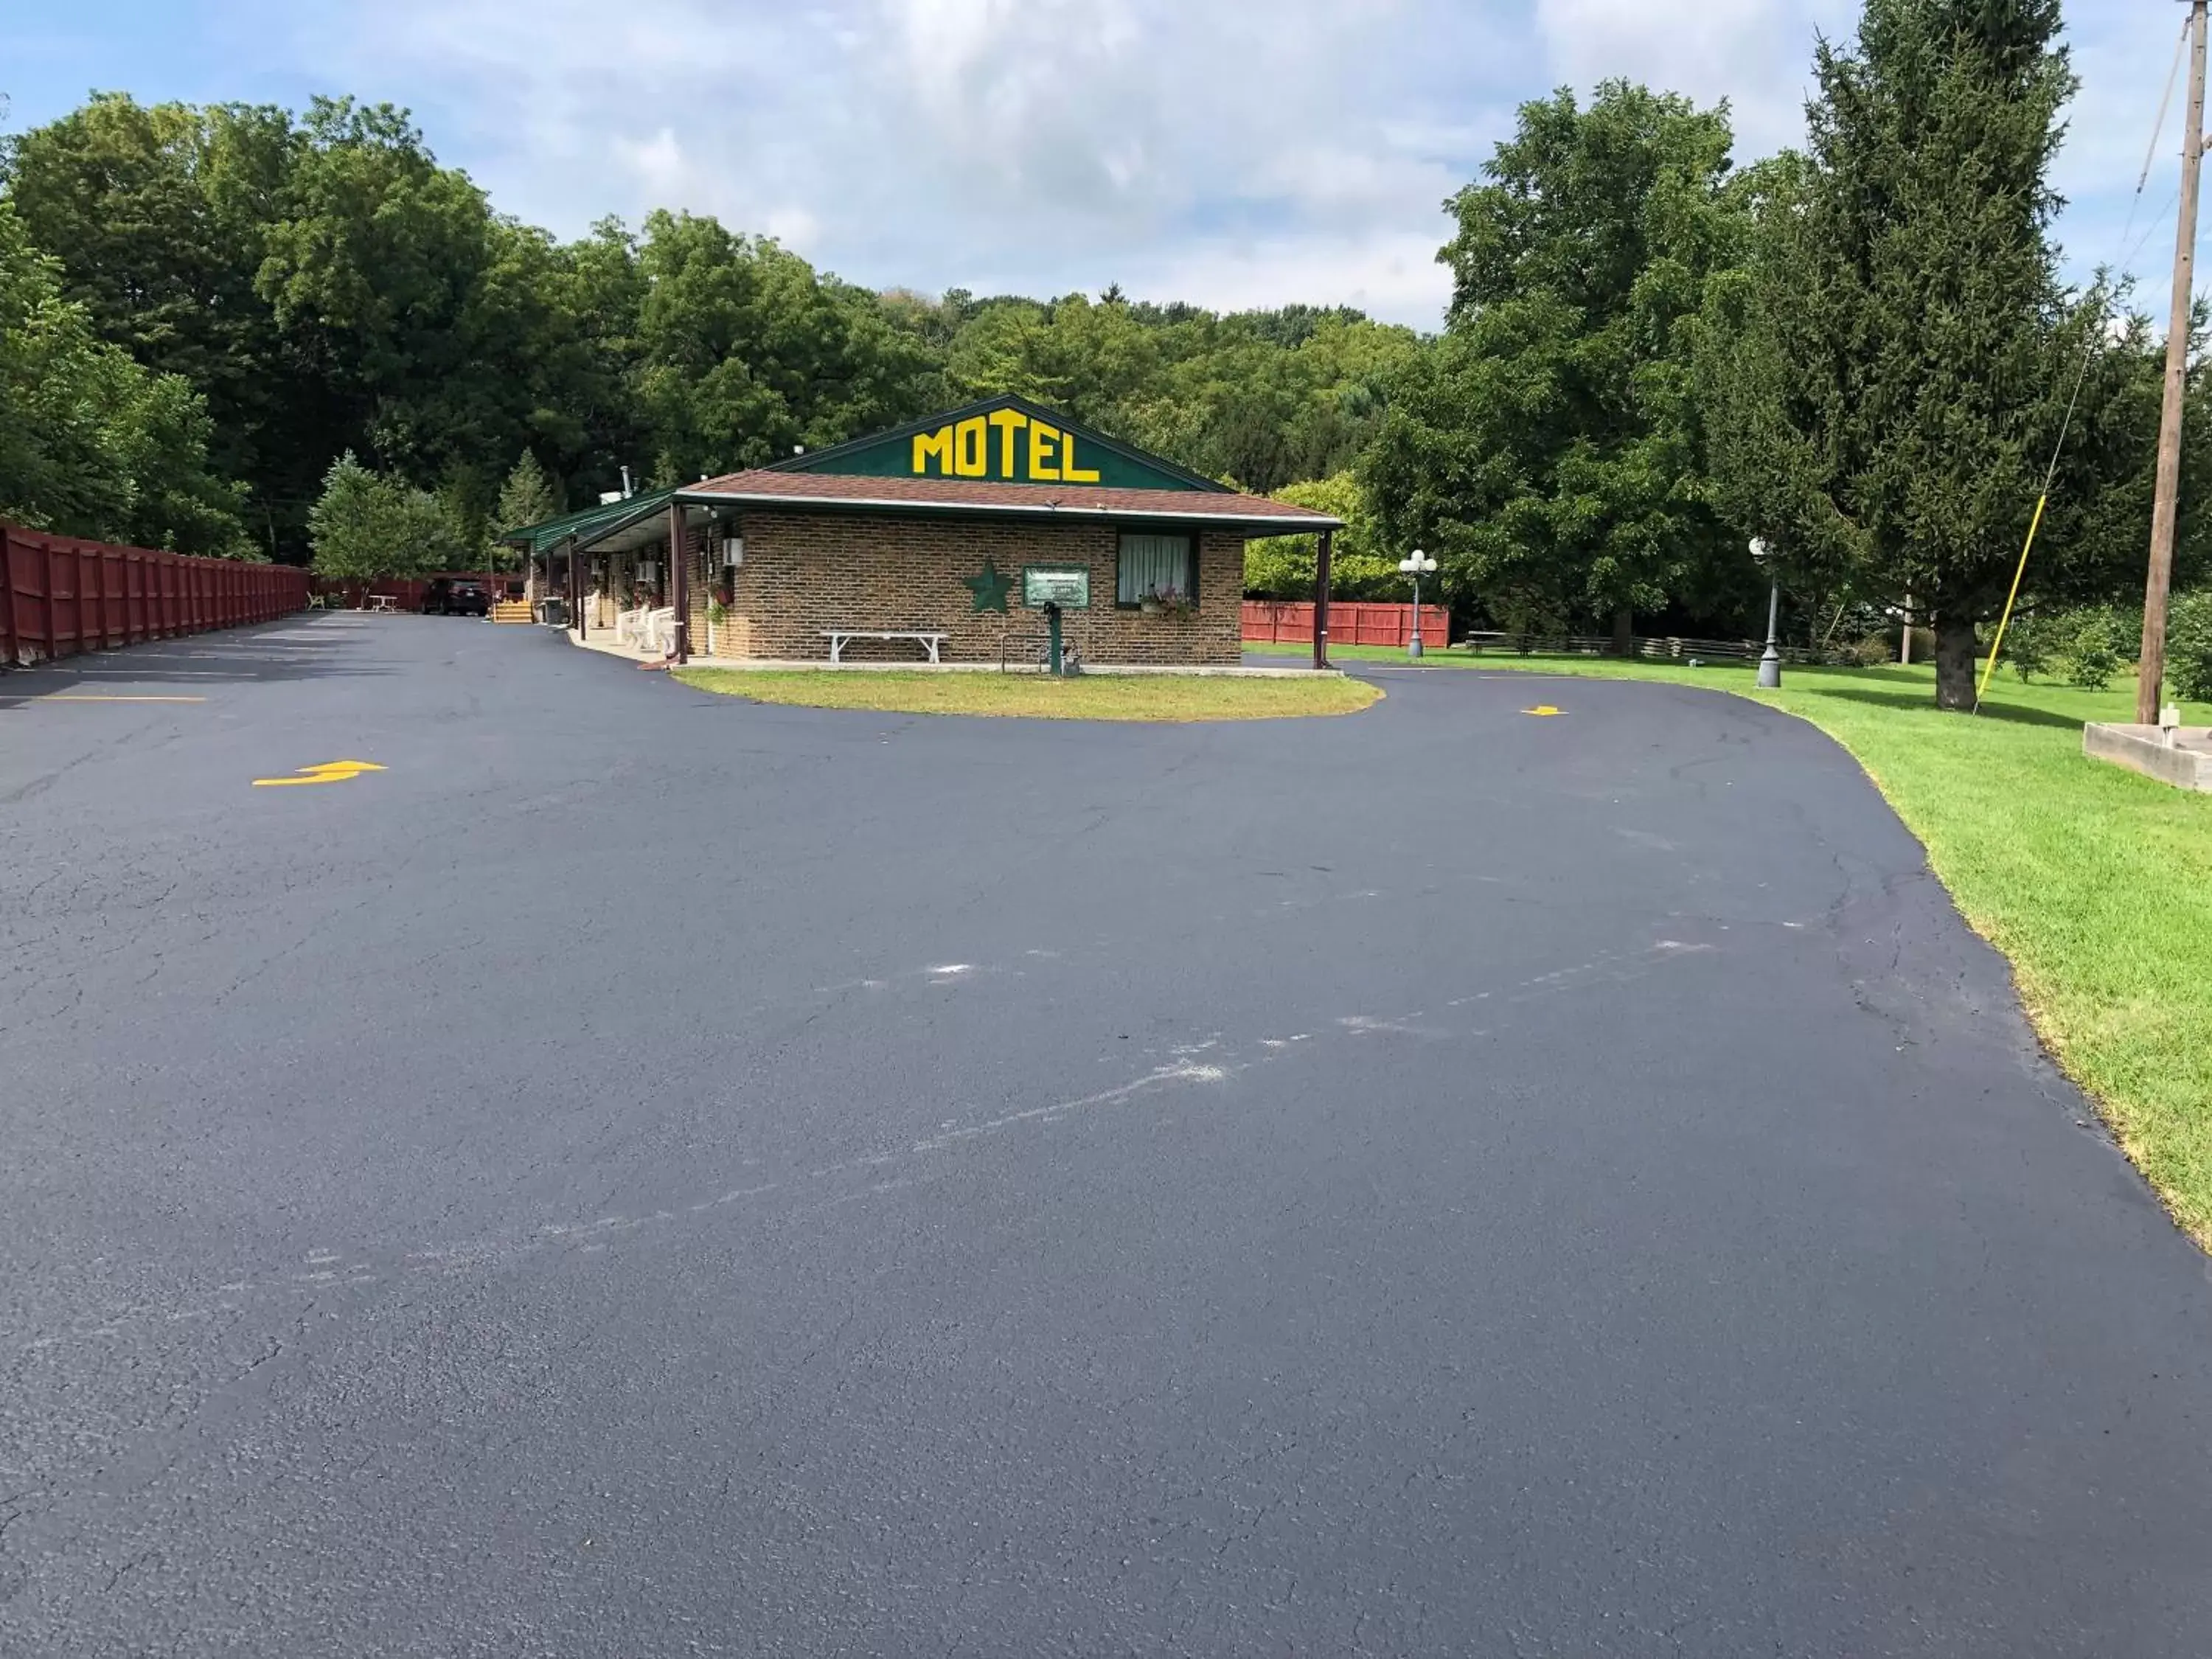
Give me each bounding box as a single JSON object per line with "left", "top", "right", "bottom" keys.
{"left": 771, "top": 395, "right": 1225, "bottom": 493}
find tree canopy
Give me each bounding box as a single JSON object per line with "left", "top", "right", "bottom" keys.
{"left": 1243, "top": 474, "right": 1401, "bottom": 600}
{"left": 1366, "top": 81, "right": 1753, "bottom": 650}
{"left": 307, "top": 451, "right": 464, "bottom": 585}
{"left": 0, "top": 197, "right": 248, "bottom": 554}
{"left": 1698, "top": 0, "right": 2160, "bottom": 706}
{"left": 3, "top": 92, "right": 1416, "bottom": 560}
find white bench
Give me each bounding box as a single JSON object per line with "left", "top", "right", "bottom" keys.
{"left": 617, "top": 606, "right": 678, "bottom": 653}
{"left": 821, "top": 629, "right": 949, "bottom": 665}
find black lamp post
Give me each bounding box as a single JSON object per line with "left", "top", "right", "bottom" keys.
{"left": 1751, "top": 537, "right": 1782, "bottom": 689}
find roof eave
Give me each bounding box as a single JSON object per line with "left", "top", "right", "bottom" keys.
{"left": 675, "top": 487, "right": 1342, "bottom": 535}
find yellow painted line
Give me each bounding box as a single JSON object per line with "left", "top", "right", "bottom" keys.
{"left": 252, "top": 759, "right": 387, "bottom": 788}
{"left": 1521, "top": 704, "right": 1565, "bottom": 717}
{"left": 33, "top": 694, "right": 209, "bottom": 703}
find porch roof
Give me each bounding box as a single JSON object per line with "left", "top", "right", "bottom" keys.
{"left": 498, "top": 487, "right": 682, "bottom": 558}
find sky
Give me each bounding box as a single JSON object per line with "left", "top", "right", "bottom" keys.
{"left": 0, "top": 0, "right": 2186, "bottom": 330}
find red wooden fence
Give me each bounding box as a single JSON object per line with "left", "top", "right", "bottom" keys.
{"left": 1, "top": 526, "right": 310, "bottom": 668}
{"left": 1242, "top": 599, "right": 1451, "bottom": 649}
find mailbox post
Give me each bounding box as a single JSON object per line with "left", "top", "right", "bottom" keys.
{"left": 1023, "top": 564, "right": 1091, "bottom": 676}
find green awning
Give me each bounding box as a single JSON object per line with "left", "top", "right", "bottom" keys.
{"left": 500, "top": 487, "right": 678, "bottom": 557}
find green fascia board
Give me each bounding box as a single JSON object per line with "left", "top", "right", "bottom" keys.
{"left": 768, "top": 394, "right": 1231, "bottom": 494}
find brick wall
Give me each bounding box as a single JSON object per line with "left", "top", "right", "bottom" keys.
{"left": 723, "top": 512, "right": 1245, "bottom": 666}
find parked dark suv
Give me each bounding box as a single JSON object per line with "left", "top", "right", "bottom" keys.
{"left": 422, "top": 578, "right": 490, "bottom": 616}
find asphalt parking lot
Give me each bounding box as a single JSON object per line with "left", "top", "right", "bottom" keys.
{"left": 4, "top": 614, "right": 2211, "bottom": 1657}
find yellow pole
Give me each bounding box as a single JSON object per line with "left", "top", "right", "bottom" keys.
{"left": 1975, "top": 492, "right": 2048, "bottom": 709}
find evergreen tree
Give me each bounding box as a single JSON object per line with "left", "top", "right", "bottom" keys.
{"left": 307, "top": 451, "right": 450, "bottom": 587}
{"left": 1702, "top": 0, "right": 2153, "bottom": 709}
{"left": 496, "top": 451, "right": 560, "bottom": 534}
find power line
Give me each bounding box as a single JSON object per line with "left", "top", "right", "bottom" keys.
{"left": 1978, "top": 9, "right": 2195, "bottom": 709}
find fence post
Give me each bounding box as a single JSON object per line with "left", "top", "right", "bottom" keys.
{"left": 52, "top": 540, "right": 68, "bottom": 659}
{"left": 0, "top": 529, "right": 14, "bottom": 667}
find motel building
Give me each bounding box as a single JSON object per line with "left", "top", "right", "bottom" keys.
{"left": 504, "top": 394, "right": 1344, "bottom": 669}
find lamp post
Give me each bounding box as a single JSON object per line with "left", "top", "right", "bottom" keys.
{"left": 1400, "top": 548, "right": 1439, "bottom": 659}
{"left": 1750, "top": 537, "right": 1782, "bottom": 689}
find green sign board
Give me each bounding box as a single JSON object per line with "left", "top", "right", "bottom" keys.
{"left": 1023, "top": 564, "right": 1091, "bottom": 609}
{"left": 773, "top": 394, "right": 1228, "bottom": 493}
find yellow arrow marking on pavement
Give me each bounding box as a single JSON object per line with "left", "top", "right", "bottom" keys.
{"left": 1521, "top": 704, "right": 1565, "bottom": 717}
{"left": 252, "top": 759, "right": 387, "bottom": 787}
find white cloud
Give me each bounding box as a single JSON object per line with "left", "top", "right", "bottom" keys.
{"left": 223, "top": 0, "right": 2164, "bottom": 329}
{"left": 1132, "top": 230, "right": 1457, "bottom": 323}
{"left": 1534, "top": 0, "right": 1852, "bottom": 152}
{"left": 257, "top": 0, "right": 1500, "bottom": 323}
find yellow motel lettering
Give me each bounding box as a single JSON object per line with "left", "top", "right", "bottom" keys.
{"left": 911, "top": 411, "right": 1102, "bottom": 484}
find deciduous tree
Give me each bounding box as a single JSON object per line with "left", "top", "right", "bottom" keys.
{"left": 0, "top": 199, "right": 248, "bottom": 553}
{"left": 1242, "top": 473, "right": 1401, "bottom": 599}
{"left": 1366, "top": 82, "right": 1748, "bottom": 650}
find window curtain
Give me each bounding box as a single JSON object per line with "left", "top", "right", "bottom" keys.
{"left": 1118, "top": 534, "right": 1194, "bottom": 605}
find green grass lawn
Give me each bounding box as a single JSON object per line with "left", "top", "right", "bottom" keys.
{"left": 675, "top": 667, "right": 1382, "bottom": 722}
{"left": 1256, "top": 641, "right": 2212, "bottom": 1242}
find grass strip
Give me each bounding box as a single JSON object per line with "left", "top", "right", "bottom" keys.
{"left": 675, "top": 667, "right": 1382, "bottom": 722}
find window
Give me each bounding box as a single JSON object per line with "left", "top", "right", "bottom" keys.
{"left": 1116, "top": 532, "right": 1196, "bottom": 607}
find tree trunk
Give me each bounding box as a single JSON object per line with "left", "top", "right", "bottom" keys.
{"left": 1612, "top": 607, "right": 1635, "bottom": 657}
{"left": 1933, "top": 614, "right": 1978, "bottom": 710}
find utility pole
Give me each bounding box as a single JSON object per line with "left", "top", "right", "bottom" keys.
{"left": 2141, "top": 0, "right": 2208, "bottom": 724}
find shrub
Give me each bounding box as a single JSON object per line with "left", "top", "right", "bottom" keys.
{"left": 2001, "top": 611, "right": 2056, "bottom": 682}
{"left": 2061, "top": 608, "right": 2134, "bottom": 691}
{"left": 1845, "top": 633, "right": 1896, "bottom": 668}
{"left": 2168, "top": 591, "right": 2212, "bottom": 703}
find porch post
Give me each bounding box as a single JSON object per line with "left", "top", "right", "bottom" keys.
{"left": 571, "top": 538, "right": 585, "bottom": 639}
{"left": 667, "top": 501, "right": 690, "bottom": 665}
{"left": 1312, "top": 528, "right": 1334, "bottom": 670}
